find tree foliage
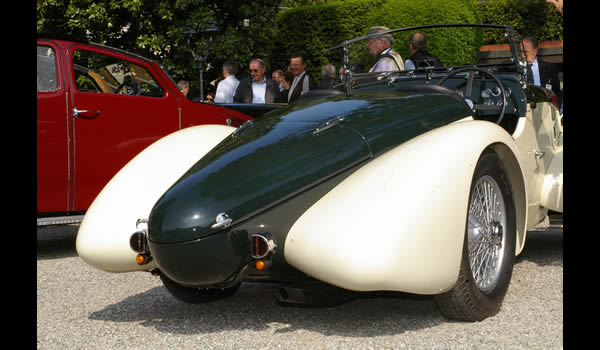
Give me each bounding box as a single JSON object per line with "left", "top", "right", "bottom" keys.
{"left": 38, "top": 0, "right": 562, "bottom": 94}
{"left": 273, "top": 0, "right": 481, "bottom": 79}
{"left": 38, "top": 0, "right": 281, "bottom": 98}
{"left": 476, "top": 0, "right": 562, "bottom": 42}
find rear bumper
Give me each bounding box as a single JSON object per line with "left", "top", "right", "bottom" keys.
{"left": 148, "top": 229, "right": 250, "bottom": 288}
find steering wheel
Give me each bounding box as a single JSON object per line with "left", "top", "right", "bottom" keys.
{"left": 438, "top": 66, "right": 506, "bottom": 125}
{"left": 115, "top": 76, "right": 140, "bottom": 95}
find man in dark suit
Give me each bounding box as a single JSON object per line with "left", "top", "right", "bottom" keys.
{"left": 318, "top": 64, "right": 338, "bottom": 89}
{"left": 404, "top": 32, "right": 444, "bottom": 70}
{"left": 522, "top": 37, "right": 562, "bottom": 106}
{"left": 288, "top": 52, "right": 318, "bottom": 103}
{"left": 233, "top": 58, "right": 281, "bottom": 104}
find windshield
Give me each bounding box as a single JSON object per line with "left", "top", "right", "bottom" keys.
{"left": 509, "top": 30, "right": 528, "bottom": 72}
{"left": 326, "top": 24, "right": 523, "bottom": 87}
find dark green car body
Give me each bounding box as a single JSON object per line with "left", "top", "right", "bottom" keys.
{"left": 144, "top": 23, "right": 552, "bottom": 290}
{"left": 146, "top": 84, "right": 476, "bottom": 288}
{"left": 72, "top": 23, "right": 563, "bottom": 323}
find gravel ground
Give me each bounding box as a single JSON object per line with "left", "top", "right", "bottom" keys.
{"left": 37, "top": 221, "right": 562, "bottom": 349}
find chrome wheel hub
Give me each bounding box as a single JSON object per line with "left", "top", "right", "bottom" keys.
{"left": 467, "top": 175, "right": 507, "bottom": 292}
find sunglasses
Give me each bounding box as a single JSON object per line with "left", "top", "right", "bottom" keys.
{"left": 249, "top": 69, "right": 260, "bottom": 73}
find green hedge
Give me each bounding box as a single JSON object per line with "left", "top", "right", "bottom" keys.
{"left": 272, "top": 0, "right": 387, "bottom": 78}
{"left": 365, "top": 0, "right": 481, "bottom": 67}
{"left": 476, "top": 0, "right": 563, "bottom": 43}
{"left": 270, "top": 0, "right": 562, "bottom": 80}
{"left": 272, "top": 0, "right": 480, "bottom": 79}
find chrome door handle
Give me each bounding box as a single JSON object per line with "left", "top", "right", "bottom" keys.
{"left": 313, "top": 116, "right": 345, "bottom": 135}
{"left": 231, "top": 120, "right": 253, "bottom": 138}
{"left": 211, "top": 213, "right": 233, "bottom": 229}
{"left": 553, "top": 130, "right": 562, "bottom": 145}
{"left": 529, "top": 149, "right": 545, "bottom": 158}
{"left": 73, "top": 107, "right": 100, "bottom": 119}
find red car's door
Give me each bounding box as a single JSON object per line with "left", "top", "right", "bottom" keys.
{"left": 68, "top": 44, "right": 180, "bottom": 211}
{"left": 37, "top": 41, "right": 70, "bottom": 213}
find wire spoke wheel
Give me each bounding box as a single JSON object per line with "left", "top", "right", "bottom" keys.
{"left": 435, "top": 150, "right": 516, "bottom": 322}
{"left": 467, "top": 175, "right": 507, "bottom": 292}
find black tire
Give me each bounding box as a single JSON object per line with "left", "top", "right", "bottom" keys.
{"left": 434, "top": 149, "right": 516, "bottom": 321}
{"left": 159, "top": 273, "right": 240, "bottom": 304}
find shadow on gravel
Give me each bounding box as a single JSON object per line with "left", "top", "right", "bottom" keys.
{"left": 86, "top": 225, "right": 562, "bottom": 336}
{"left": 89, "top": 282, "right": 444, "bottom": 336}
{"left": 37, "top": 225, "right": 79, "bottom": 260}
{"left": 516, "top": 227, "right": 563, "bottom": 267}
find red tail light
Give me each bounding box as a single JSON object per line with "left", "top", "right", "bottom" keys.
{"left": 251, "top": 233, "right": 276, "bottom": 259}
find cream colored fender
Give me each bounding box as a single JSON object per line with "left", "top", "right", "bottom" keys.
{"left": 540, "top": 145, "right": 563, "bottom": 212}
{"left": 76, "top": 124, "right": 236, "bottom": 273}
{"left": 285, "top": 120, "right": 528, "bottom": 295}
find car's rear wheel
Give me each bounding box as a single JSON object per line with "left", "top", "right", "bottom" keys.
{"left": 435, "top": 149, "right": 516, "bottom": 321}
{"left": 159, "top": 272, "right": 240, "bottom": 304}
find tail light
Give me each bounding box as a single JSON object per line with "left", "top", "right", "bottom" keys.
{"left": 130, "top": 219, "right": 152, "bottom": 265}
{"left": 130, "top": 230, "right": 152, "bottom": 265}
{"left": 251, "top": 233, "right": 276, "bottom": 259}
{"left": 130, "top": 230, "right": 149, "bottom": 254}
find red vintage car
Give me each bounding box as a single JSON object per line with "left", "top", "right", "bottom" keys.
{"left": 37, "top": 39, "right": 254, "bottom": 225}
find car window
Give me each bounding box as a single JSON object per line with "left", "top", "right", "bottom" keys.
{"left": 37, "top": 45, "right": 58, "bottom": 92}
{"left": 72, "top": 49, "right": 164, "bottom": 98}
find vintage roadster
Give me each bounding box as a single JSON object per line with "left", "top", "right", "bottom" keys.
{"left": 76, "top": 24, "right": 563, "bottom": 322}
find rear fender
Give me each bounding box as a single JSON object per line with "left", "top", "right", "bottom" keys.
{"left": 285, "top": 120, "right": 527, "bottom": 294}
{"left": 76, "top": 125, "right": 236, "bottom": 272}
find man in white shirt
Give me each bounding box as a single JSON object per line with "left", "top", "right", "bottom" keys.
{"left": 233, "top": 58, "right": 280, "bottom": 104}
{"left": 214, "top": 60, "right": 239, "bottom": 103}
{"left": 251, "top": 77, "right": 267, "bottom": 104}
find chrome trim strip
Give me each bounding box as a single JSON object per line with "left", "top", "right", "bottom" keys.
{"left": 37, "top": 215, "right": 84, "bottom": 226}
{"left": 231, "top": 120, "right": 253, "bottom": 138}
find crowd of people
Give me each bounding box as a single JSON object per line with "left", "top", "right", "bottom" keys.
{"left": 177, "top": 26, "right": 445, "bottom": 105}
{"left": 177, "top": 20, "right": 562, "bottom": 113}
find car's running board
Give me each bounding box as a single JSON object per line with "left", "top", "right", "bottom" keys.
{"left": 37, "top": 215, "right": 84, "bottom": 226}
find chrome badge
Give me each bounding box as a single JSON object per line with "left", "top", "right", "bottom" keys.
{"left": 211, "top": 212, "right": 233, "bottom": 229}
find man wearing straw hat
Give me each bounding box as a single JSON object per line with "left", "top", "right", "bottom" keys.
{"left": 366, "top": 26, "right": 405, "bottom": 72}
